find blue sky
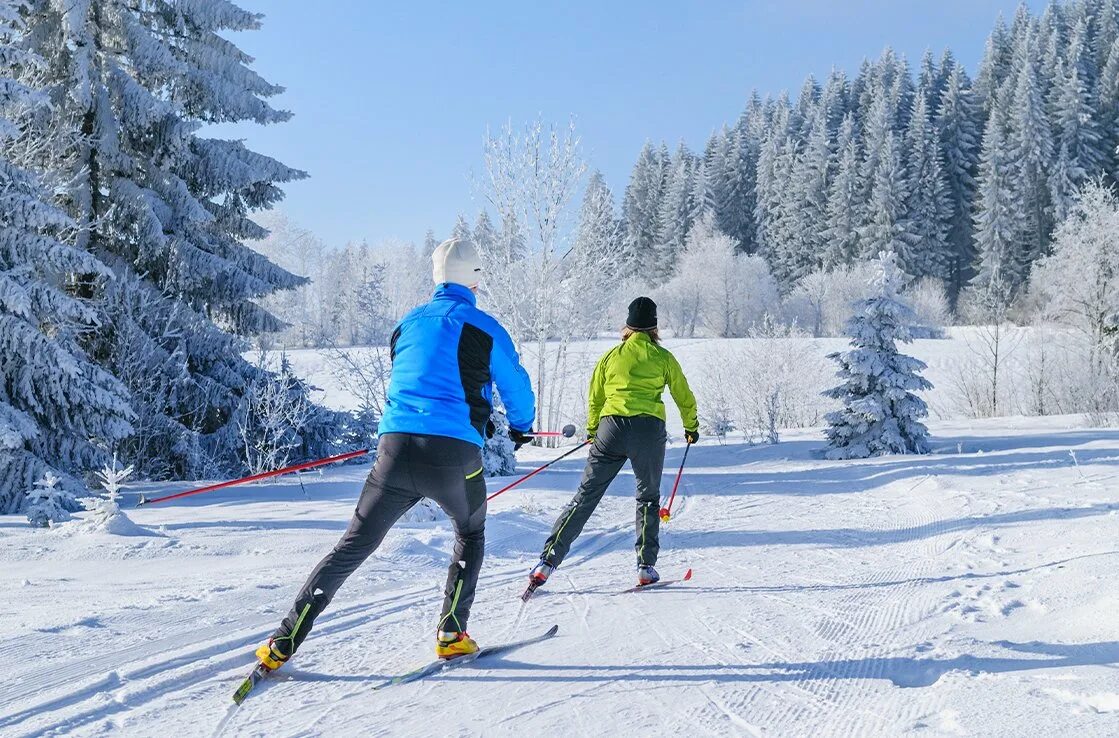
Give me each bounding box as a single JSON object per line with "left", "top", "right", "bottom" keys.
{"left": 224, "top": 1, "right": 1045, "bottom": 249}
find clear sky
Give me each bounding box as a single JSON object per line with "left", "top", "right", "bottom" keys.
{"left": 222, "top": 0, "right": 1046, "bottom": 250}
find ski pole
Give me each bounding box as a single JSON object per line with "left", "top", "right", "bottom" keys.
{"left": 487, "top": 440, "right": 591, "bottom": 502}
{"left": 136, "top": 448, "right": 371, "bottom": 507}
{"left": 659, "top": 442, "right": 692, "bottom": 523}
{"left": 530, "top": 424, "right": 578, "bottom": 438}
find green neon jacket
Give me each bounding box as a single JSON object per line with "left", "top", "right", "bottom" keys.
{"left": 586, "top": 332, "right": 699, "bottom": 436}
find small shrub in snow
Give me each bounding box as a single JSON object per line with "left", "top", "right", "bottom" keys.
{"left": 904, "top": 277, "right": 950, "bottom": 338}
{"left": 483, "top": 406, "right": 518, "bottom": 477}
{"left": 738, "top": 317, "right": 826, "bottom": 444}
{"left": 66, "top": 458, "right": 158, "bottom": 537}
{"left": 823, "top": 252, "right": 932, "bottom": 459}
{"left": 696, "top": 318, "right": 829, "bottom": 445}
{"left": 24, "top": 472, "right": 73, "bottom": 528}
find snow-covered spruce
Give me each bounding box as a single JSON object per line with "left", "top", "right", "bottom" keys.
{"left": 0, "top": 2, "right": 133, "bottom": 514}
{"left": 822, "top": 251, "right": 933, "bottom": 460}
{"left": 483, "top": 406, "right": 517, "bottom": 477}
{"left": 16, "top": 1, "right": 344, "bottom": 481}
{"left": 65, "top": 457, "right": 159, "bottom": 537}
{"left": 24, "top": 472, "right": 73, "bottom": 528}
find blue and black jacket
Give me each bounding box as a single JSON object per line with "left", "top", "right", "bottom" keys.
{"left": 377, "top": 283, "right": 535, "bottom": 447}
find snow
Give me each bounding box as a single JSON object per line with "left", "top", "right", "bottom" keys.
{"left": 2, "top": 415, "right": 1119, "bottom": 736}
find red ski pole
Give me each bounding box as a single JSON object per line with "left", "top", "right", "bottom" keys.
{"left": 487, "top": 440, "right": 591, "bottom": 502}
{"left": 659, "top": 442, "right": 692, "bottom": 523}
{"left": 136, "top": 448, "right": 371, "bottom": 507}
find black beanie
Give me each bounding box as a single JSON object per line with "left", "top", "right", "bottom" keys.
{"left": 626, "top": 296, "right": 658, "bottom": 331}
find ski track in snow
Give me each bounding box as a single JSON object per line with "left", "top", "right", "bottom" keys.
{"left": 3, "top": 417, "right": 1119, "bottom": 736}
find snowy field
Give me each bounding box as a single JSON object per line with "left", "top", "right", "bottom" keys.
{"left": 3, "top": 414, "right": 1119, "bottom": 737}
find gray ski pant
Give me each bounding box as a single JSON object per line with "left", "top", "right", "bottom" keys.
{"left": 540, "top": 415, "right": 667, "bottom": 569}
{"left": 270, "top": 433, "right": 487, "bottom": 655}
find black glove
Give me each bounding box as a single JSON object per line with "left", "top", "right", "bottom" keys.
{"left": 485, "top": 420, "right": 496, "bottom": 439}
{"left": 684, "top": 429, "right": 699, "bottom": 445}
{"left": 509, "top": 428, "right": 534, "bottom": 450}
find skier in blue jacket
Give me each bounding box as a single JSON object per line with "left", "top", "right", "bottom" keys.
{"left": 255, "top": 237, "right": 535, "bottom": 667}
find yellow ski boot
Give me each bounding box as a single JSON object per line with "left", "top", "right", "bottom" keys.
{"left": 436, "top": 631, "right": 479, "bottom": 660}
{"left": 254, "top": 638, "right": 292, "bottom": 671}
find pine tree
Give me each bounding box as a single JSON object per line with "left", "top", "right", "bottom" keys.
{"left": 451, "top": 214, "right": 471, "bottom": 241}
{"left": 785, "top": 104, "right": 830, "bottom": 280}
{"left": 822, "top": 251, "right": 932, "bottom": 460}
{"left": 823, "top": 113, "right": 862, "bottom": 268}
{"left": 568, "top": 171, "right": 622, "bottom": 336}
{"left": 975, "top": 14, "right": 1014, "bottom": 113}
{"left": 473, "top": 210, "right": 498, "bottom": 254}
{"left": 1006, "top": 36, "right": 1055, "bottom": 269}
{"left": 653, "top": 144, "right": 698, "bottom": 282}
{"left": 621, "top": 142, "right": 667, "bottom": 277}
{"left": 1, "top": 1, "right": 133, "bottom": 514}
{"left": 903, "top": 94, "right": 953, "bottom": 279}
{"left": 1098, "top": 36, "right": 1119, "bottom": 176}
{"left": 860, "top": 134, "right": 914, "bottom": 264}
{"left": 725, "top": 111, "right": 760, "bottom": 253}
{"left": 423, "top": 229, "right": 439, "bottom": 256}
{"left": 936, "top": 64, "right": 982, "bottom": 300}
{"left": 24, "top": 472, "right": 72, "bottom": 528}
{"left": 23, "top": 1, "right": 318, "bottom": 479}
{"left": 974, "top": 90, "right": 1025, "bottom": 292}
{"left": 1050, "top": 56, "right": 1106, "bottom": 222}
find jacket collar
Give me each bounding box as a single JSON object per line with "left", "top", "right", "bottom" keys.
{"left": 433, "top": 283, "right": 477, "bottom": 306}
{"left": 629, "top": 330, "right": 652, "bottom": 343}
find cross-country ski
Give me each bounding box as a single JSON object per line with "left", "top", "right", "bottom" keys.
{"left": 5, "top": 1, "right": 1119, "bottom": 736}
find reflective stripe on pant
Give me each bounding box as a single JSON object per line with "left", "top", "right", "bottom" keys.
{"left": 270, "top": 433, "right": 487, "bottom": 655}
{"left": 540, "top": 415, "right": 667, "bottom": 569}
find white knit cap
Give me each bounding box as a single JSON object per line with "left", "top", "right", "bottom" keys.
{"left": 432, "top": 237, "right": 483, "bottom": 287}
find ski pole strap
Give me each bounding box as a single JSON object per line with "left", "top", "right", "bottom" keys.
{"left": 662, "top": 443, "right": 691, "bottom": 517}
{"left": 486, "top": 441, "right": 591, "bottom": 503}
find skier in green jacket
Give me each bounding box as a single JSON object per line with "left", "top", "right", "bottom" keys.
{"left": 529, "top": 296, "right": 699, "bottom": 588}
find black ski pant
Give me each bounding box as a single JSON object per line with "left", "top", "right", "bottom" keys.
{"left": 539, "top": 415, "right": 667, "bottom": 569}
{"left": 270, "top": 433, "right": 488, "bottom": 656}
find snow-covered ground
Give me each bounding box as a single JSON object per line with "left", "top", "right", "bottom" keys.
{"left": 3, "top": 415, "right": 1119, "bottom": 736}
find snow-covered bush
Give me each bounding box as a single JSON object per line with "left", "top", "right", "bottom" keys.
{"left": 737, "top": 318, "right": 828, "bottom": 444}
{"left": 657, "top": 215, "right": 780, "bottom": 338}
{"left": 783, "top": 262, "right": 878, "bottom": 338}
{"left": 823, "top": 252, "right": 932, "bottom": 459}
{"left": 483, "top": 407, "right": 518, "bottom": 477}
{"left": 695, "top": 362, "right": 737, "bottom": 444}
{"left": 24, "top": 473, "right": 73, "bottom": 528}
{"left": 904, "top": 277, "right": 950, "bottom": 338}
{"left": 696, "top": 319, "right": 829, "bottom": 445}
{"left": 238, "top": 353, "right": 315, "bottom": 475}
{"left": 1030, "top": 182, "right": 1119, "bottom": 424}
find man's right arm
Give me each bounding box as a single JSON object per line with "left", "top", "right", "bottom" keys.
{"left": 487, "top": 321, "right": 535, "bottom": 433}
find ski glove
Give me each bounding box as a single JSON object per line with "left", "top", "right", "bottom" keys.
{"left": 684, "top": 429, "right": 699, "bottom": 445}
{"left": 509, "top": 428, "right": 533, "bottom": 451}
{"left": 485, "top": 420, "right": 496, "bottom": 439}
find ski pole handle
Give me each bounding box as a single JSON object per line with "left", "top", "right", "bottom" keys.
{"left": 486, "top": 440, "right": 591, "bottom": 502}
{"left": 659, "top": 442, "right": 692, "bottom": 523}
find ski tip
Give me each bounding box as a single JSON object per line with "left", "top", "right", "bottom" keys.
{"left": 545, "top": 624, "right": 559, "bottom": 637}
{"left": 683, "top": 568, "right": 693, "bottom": 582}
